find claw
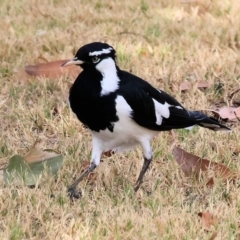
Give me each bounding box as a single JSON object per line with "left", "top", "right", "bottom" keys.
{"left": 67, "top": 187, "right": 82, "bottom": 200}
{"left": 67, "top": 163, "right": 97, "bottom": 200}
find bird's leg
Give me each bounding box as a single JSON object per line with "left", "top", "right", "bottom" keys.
{"left": 68, "top": 140, "right": 102, "bottom": 199}
{"left": 134, "top": 157, "right": 152, "bottom": 192}
{"left": 68, "top": 163, "right": 96, "bottom": 199}
{"left": 134, "top": 140, "right": 152, "bottom": 192}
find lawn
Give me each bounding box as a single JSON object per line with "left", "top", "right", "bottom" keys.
{"left": 1, "top": 0, "right": 240, "bottom": 239}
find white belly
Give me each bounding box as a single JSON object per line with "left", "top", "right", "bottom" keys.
{"left": 91, "top": 96, "right": 158, "bottom": 153}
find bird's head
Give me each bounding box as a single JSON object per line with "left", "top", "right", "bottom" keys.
{"left": 62, "top": 42, "right": 116, "bottom": 71}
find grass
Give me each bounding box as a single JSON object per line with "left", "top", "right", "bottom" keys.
{"left": 1, "top": 0, "right": 240, "bottom": 239}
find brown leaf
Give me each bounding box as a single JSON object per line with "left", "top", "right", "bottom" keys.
{"left": 24, "top": 59, "right": 81, "bottom": 79}
{"left": 180, "top": 81, "right": 209, "bottom": 91}
{"left": 102, "top": 150, "right": 115, "bottom": 158}
{"left": 198, "top": 212, "right": 217, "bottom": 231}
{"left": 24, "top": 148, "right": 59, "bottom": 163}
{"left": 172, "top": 147, "right": 235, "bottom": 184}
{"left": 206, "top": 177, "right": 214, "bottom": 187}
{"left": 5, "top": 148, "right": 63, "bottom": 186}
{"left": 210, "top": 106, "right": 240, "bottom": 121}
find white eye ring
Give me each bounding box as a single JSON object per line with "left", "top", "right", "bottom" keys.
{"left": 92, "top": 56, "right": 100, "bottom": 63}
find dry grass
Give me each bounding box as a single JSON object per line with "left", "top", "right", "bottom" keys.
{"left": 1, "top": 0, "right": 240, "bottom": 239}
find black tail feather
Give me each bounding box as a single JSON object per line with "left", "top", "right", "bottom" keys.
{"left": 191, "top": 111, "right": 231, "bottom": 132}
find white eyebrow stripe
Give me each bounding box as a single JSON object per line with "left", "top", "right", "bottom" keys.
{"left": 89, "top": 47, "right": 113, "bottom": 56}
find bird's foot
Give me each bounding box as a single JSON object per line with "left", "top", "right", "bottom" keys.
{"left": 134, "top": 182, "right": 142, "bottom": 192}
{"left": 67, "top": 186, "right": 82, "bottom": 200}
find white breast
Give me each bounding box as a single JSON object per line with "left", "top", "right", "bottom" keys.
{"left": 91, "top": 95, "right": 158, "bottom": 153}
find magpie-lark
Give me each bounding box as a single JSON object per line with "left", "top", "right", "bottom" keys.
{"left": 62, "top": 42, "right": 230, "bottom": 199}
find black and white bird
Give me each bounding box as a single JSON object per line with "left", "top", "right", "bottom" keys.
{"left": 62, "top": 42, "right": 230, "bottom": 198}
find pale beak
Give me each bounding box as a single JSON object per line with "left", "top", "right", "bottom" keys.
{"left": 61, "top": 57, "right": 84, "bottom": 67}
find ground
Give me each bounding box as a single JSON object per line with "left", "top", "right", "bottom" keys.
{"left": 0, "top": 0, "right": 240, "bottom": 239}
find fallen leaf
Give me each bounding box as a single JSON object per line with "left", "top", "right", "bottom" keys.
{"left": 102, "top": 150, "right": 115, "bottom": 158}
{"left": 24, "top": 148, "right": 59, "bottom": 163}
{"left": 172, "top": 146, "right": 235, "bottom": 185}
{"left": 4, "top": 148, "right": 63, "bottom": 186}
{"left": 206, "top": 177, "right": 215, "bottom": 187}
{"left": 180, "top": 81, "right": 209, "bottom": 91}
{"left": 209, "top": 106, "right": 240, "bottom": 121}
{"left": 24, "top": 59, "right": 81, "bottom": 79}
{"left": 198, "top": 212, "right": 217, "bottom": 230}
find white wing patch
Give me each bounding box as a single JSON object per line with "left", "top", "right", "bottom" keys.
{"left": 152, "top": 99, "right": 183, "bottom": 125}
{"left": 89, "top": 47, "right": 113, "bottom": 56}
{"left": 153, "top": 99, "right": 171, "bottom": 125}
{"left": 96, "top": 57, "right": 120, "bottom": 96}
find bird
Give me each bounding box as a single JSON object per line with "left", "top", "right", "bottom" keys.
{"left": 62, "top": 42, "right": 230, "bottom": 199}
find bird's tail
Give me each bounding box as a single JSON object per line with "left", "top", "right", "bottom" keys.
{"left": 189, "top": 111, "right": 231, "bottom": 132}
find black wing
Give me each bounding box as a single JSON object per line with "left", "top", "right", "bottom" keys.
{"left": 117, "top": 70, "right": 200, "bottom": 131}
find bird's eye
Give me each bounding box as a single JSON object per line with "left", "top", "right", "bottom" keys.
{"left": 92, "top": 56, "right": 100, "bottom": 63}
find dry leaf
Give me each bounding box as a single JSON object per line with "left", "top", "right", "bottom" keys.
{"left": 4, "top": 148, "right": 63, "bottom": 186}
{"left": 180, "top": 81, "right": 209, "bottom": 91}
{"left": 172, "top": 146, "right": 235, "bottom": 185}
{"left": 206, "top": 177, "right": 215, "bottom": 187}
{"left": 210, "top": 106, "right": 240, "bottom": 121}
{"left": 198, "top": 212, "right": 217, "bottom": 230}
{"left": 24, "top": 148, "right": 59, "bottom": 163}
{"left": 24, "top": 59, "right": 81, "bottom": 79}
{"left": 102, "top": 150, "right": 115, "bottom": 158}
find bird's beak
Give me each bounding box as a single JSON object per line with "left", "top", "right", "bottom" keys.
{"left": 61, "top": 57, "right": 84, "bottom": 67}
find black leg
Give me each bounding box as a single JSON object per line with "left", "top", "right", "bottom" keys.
{"left": 134, "top": 157, "right": 152, "bottom": 192}
{"left": 68, "top": 162, "right": 96, "bottom": 199}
